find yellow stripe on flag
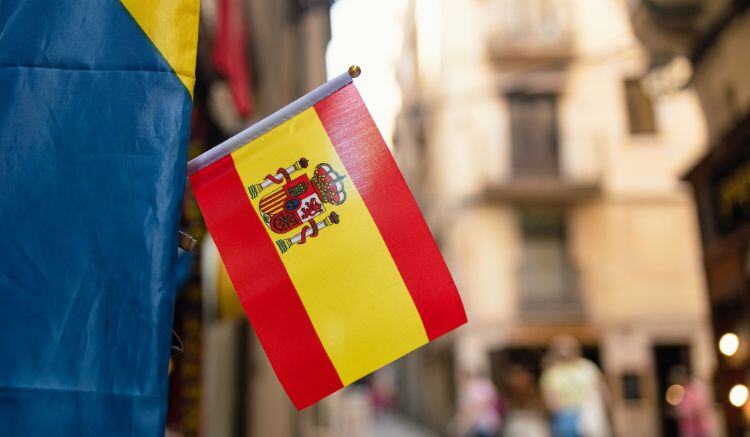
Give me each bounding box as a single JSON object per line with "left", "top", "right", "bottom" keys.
{"left": 231, "top": 108, "right": 428, "bottom": 384}
{"left": 120, "top": 0, "right": 200, "bottom": 96}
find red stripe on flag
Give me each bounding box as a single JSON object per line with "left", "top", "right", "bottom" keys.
{"left": 190, "top": 155, "right": 343, "bottom": 409}
{"left": 314, "top": 84, "right": 467, "bottom": 340}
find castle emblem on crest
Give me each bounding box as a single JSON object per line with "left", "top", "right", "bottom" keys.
{"left": 248, "top": 157, "right": 346, "bottom": 254}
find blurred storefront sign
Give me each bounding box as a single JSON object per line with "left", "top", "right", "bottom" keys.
{"left": 713, "top": 151, "right": 750, "bottom": 235}
{"left": 685, "top": 113, "right": 750, "bottom": 435}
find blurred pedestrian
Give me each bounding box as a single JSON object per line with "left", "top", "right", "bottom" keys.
{"left": 454, "top": 367, "right": 502, "bottom": 437}
{"left": 668, "top": 366, "right": 715, "bottom": 437}
{"left": 370, "top": 366, "right": 397, "bottom": 417}
{"left": 502, "top": 364, "right": 549, "bottom": 437}
{"left": 540, "top": 335, "right": 610, "bottom": 437}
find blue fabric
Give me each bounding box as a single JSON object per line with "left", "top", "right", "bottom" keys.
{"left": 552, "top": 410, "right": 581, "bottom": 437}
{"left": 175, "top": 251, "right": 197, "bottom": 292}
{"left": 0, "top": 1, "right": 191, "bottom": 435}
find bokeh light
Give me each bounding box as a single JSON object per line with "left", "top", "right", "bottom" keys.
{"left": 719, "top": 333, "right": 740, "bottom": 357}
{"left": 666, "top": 384, "right": 685, "bottom": 406}
{"left": 729, "top": 384, "right": 749, "bottom": 407}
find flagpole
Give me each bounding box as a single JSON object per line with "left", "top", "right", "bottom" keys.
{"left": 187, "top": 65, "right": 362, "bottom": 176}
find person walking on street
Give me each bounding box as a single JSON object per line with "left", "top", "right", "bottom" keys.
{"left": 540, "top": 335, "right": 610, "bottom": 437}
{"left": 455, "top": 367, "right": 503, "bottom": 437}
{"left": 668, "top": 366, "right": 715, "bottom": 437}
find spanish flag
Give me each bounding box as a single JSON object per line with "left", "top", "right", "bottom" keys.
{"left": 189, "top": 68, "right": 466, "bottom": 408}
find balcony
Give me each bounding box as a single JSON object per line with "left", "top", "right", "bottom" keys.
{"left": 483, "top": 178, "right": 600, "bottom": 205}
{"left": 488, "top": 0, "right": 574, "bottom": 65}
{"left": 518, "top": 259, "right": 584, "bottom": 322}
{"left": 482, "top": 91, "right": 602, "bottom": 205}
{"left": 482, "top": 144, "right": 602, "bottom": 205}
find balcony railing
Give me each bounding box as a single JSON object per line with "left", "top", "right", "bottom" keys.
{"left": 488, "top": 0, "right": 574, "bottom": 63}
{"left": 517, "top": 261, "right": 583, "bottom": 321}
{"left": 482, "top": 135, "right": 604, "bottom": 205}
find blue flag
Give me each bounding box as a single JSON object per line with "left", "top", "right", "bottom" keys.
{"left": 0, "top": 1, "right": 199, "bottom": 434}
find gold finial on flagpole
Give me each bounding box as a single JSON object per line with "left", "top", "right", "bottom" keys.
{"left": 348, "top": 65, "right": 361, "bottom": 78}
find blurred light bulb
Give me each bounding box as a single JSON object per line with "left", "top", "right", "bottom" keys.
{"left": 729, "top": 384, "right": 749, "bottom": 407}
{"left": 666, "top": 384, "right": 685, "bottom": 406}
{"left": 719, "top": 333, "right": 740, "bottom": 357}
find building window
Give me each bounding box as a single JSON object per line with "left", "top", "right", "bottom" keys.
{"left": 624, "top": 77, "right": 657, "bottom": 134}
{"left": 509, "top": 93, "right": 559, "bottom": 176}
{"left": 491, "top": 0, "right": 573, "bottom": 46}
{"left": 518, "top": 210, "right": 580, "bottom": 315}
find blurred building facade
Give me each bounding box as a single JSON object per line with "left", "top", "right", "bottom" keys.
{"left": 394, "top": 0, "right": 716, "bottom": 435}
{"left": 629, "top": 0, "right": 750, "bottom": 434}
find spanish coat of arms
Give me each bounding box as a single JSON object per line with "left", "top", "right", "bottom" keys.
{"left": 248, "top": 157, "right": 346, "bottom": 253}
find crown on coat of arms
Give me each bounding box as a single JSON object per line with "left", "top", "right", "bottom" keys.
{"left": 311, "top": 163, "right": 347, "bottom": 205}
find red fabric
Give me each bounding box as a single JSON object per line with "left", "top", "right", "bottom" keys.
{"left": 213, "top": 0, "right": 253, "bottom": 117}
{"left": 190, "top": 155, "right": 342, "bottom": 409}
{"left": 314, "top": 84, "right": 467, "bottom": 340}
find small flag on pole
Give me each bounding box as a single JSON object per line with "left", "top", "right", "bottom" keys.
{"left": 188, "top": 66, "right": 466, "bottom": 409}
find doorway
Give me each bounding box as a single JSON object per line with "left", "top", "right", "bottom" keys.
{"left": 489, "top": 345, "right": 602, "bottom": 407}
{"left": 653, "top": 344, "right": 691, "bottom": 437}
